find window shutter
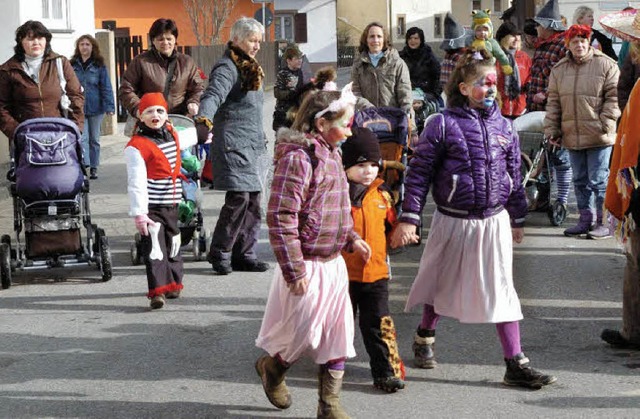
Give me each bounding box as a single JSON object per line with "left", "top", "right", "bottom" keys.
{"left": 294, "top": 13, "right": 307, "bottom": 43}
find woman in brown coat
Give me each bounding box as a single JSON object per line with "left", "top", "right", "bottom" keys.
{"left": 119, "top": 18, "right": 203, "bottom": 134}
{"left": 0, "top": 20, "right": 84, "bottom": 139}
{"left": 544, "top": 25, "right": 620, "bottom": 239}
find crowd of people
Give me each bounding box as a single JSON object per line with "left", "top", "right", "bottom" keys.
{"left": 3, "top": 0, "right": 640, "bottom": 417}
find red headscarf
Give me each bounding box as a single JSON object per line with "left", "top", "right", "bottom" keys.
{"left": 564, "top": 24, "right": 592, "bottom": 45}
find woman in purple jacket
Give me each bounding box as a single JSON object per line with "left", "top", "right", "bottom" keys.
{"left": 390, "top": 49, "right": 556, "bottom": 389}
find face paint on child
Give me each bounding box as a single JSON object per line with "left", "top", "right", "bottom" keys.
{"left": 467, "top": 71, "right": 497, "bottom": 110}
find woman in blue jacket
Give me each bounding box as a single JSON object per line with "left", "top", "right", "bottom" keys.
{"left": 71, "top": 34, "right": 115, "bottom": 180}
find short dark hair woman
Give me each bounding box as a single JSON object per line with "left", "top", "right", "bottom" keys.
{"left": 71, "top": 34, "right": 115, "bottom": 179}
{"left": 119, "top": 18, "right": 203, "bottom": 134}
{"left": 0, "top": 20, "right": 84, "bottom": 139}
{"left": 399, "top": 26, "right": 442, "bottom": 101}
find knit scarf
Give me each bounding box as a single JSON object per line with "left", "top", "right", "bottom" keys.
{"left": 605, "top": 82, "right": 640, "bottom": 243}
{"left": 503, "top": 49, "right": 521, "bottom": 100}
{"left": 227, "top": 42, "right": 264, "bottom": 92}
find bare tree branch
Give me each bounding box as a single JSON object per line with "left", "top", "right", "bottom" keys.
{"left": 182, "top": 0, "right": 238, "bottom": 46}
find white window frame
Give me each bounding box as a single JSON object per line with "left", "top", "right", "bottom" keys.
{"left": 274, "top": 13, "right": 295, "bottom": 42}
{"left": 40, "top": 0, "right": 71, "bottom": 31}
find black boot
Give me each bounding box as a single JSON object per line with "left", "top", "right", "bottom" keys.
{"left": 601, "top": 329, "right": 640, "bottom": 349}
{"left": 89, "top": 168, "right": 98, "bottom": 180}
{"left": 503, "top": 353, "right": 557, "bottom": 389}
{"left": 412, "top": 328, "right": 436, "bottom": 369}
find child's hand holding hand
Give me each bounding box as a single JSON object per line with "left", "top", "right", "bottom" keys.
{"left": 287, "top": 277, "right": 309, "bottom": 295}
{"left": 512, "top": 227, "right": 524, "bottom": 244}
{"left": 389, "top": 222, "right": 419, "bottom": 248}
{"left": 353, "top": 239, "right": 372, "bottom": 262}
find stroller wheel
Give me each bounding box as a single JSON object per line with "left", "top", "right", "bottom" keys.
{"left": 548, "top": 201, "right": 568, "bottom": 226}
{"left": 0, "top": 243, "right": 12, "bottom": 289}
{"left": 192, "top": 234, "right": 202, "bottom": 261}
{"left": 95, "top": 228, "right": 113, "bottom": 281}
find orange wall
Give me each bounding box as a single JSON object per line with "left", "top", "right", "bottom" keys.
{"left": 94, "top": 0, "right": 275, "bottom": 48}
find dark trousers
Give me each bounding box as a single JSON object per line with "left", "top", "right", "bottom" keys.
{"left": 349, "top": 279, "right": 403, "bottom": 380}
{"left": 141, "top": 206, "right": 183, "bottom": 297}
{"left": 208, "top": 191, "right": 261, "bottom": 262}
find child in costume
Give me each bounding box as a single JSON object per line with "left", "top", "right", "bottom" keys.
{"left": 340, "top": 127, "right": 405, "bottom": 393}
{"left": 124, "top": 92, "right": 196, "bottom": 309}
{"left": 255, "top": 83, "right": 371, "bottom": 418}
{"left": 440, "top": 12, "right": 468, "bottom": 90}
{"left": 390, "top": 49, "right": 557, "bottom": 389}
{"left": 468, "top": 9, "right": 513, "bottom": 75}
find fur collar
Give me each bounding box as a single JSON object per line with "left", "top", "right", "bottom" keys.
{"left": 228, "top": 42, "right": 264, "bottom": 92}
{"left": 275, "top": 128, "right": 311, "bottom": 146}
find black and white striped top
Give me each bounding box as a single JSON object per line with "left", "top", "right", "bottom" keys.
{"left": 148, "top": 140, "right": 182, "bottom": 206}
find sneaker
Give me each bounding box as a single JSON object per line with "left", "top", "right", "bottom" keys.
{"left": 412, "top": 331, "right": 437, "bottom": 369}
{"left": 503, "top": 353, "right": 557, "bottom": 389}
{"left": 231, "top": 259, "right": 269, "bottom": 272}
{"left": 150, "top": 294, "right": 165, "bottom": 309}
{"left": 587, "top": 224, "right": 612, "bottom": 240}
{"left": 207, "top": 254, "right": 232, "bottom": 275}
{"left": 89, "top": 168, "right": 98, "bottom": 180}
{"left": 166, "top": 290, "right": 181, "bottom": 299}
{"left": 373, "top": 376, "right": 405, "bottom": 393}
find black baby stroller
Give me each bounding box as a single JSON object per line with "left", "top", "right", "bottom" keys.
{"left": 130, "top": 114, "right": 209, "bottom": 265}
{"left": 0, "top": 117, "right": 112, "bottom": 289}
{"left": 514, "top": 112, "right": 567, "bottom": 226}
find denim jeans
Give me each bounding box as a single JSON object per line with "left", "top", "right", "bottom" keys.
{"left": 568, "top": 146, "right": 612, "bottom": 212}
{"left": 82, "top": 114, "right": 104, "bottom": 168}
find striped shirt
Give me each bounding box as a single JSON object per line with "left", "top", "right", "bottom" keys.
{"left": 148, "top": 140, "right": 182, "bottom": 205}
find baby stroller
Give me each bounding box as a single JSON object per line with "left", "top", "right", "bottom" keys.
{"left": 352, "top": 106, "right": 410, "bottom": 211}
{"left": 0, "top": 117, "right": 112, "bottom": 289}
{"left": 130, "top": 114, "right": 209, "bottom": 265}
{"left": 514, "top": 112, "right": 567, "bottom": 226}
{"left": 411, "top": 88, "right": 440, "bottom": 136}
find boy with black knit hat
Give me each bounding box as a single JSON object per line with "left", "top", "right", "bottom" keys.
{"left": 341, "top": 127, "right": 405, "bottom": 393}
{"left": 125, "top": 92, "right": 196, "bottom": 309}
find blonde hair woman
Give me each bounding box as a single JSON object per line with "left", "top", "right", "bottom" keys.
{"left": 573, "top": 6, "right": 618, "bottom": 60}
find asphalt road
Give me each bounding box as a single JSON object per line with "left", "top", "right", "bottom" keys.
{"left": 0, "top": 72, "right": 637, "bottom": 418}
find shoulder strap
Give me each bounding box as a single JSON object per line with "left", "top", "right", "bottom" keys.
{"left": 163, "top": 58, "right": 178, "bottom": 101}
{"left": 55, "top": 57, "right": 66, "bottom": 93}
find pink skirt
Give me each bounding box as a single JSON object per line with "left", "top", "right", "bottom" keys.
{"left": 255, "top": 255, "right": 356, "bottom": 364}
{"left": 405, "top": 209, "right": 523, "bottom": 323}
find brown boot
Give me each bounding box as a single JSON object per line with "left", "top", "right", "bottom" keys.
{"left": 255, "top": 355, "right": 292, "bottom": 409}
{"left": 317, "top": 367, "right": 350, "bottom": 419}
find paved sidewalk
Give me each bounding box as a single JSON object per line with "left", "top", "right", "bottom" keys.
{"left": 0, "top": 83, "right": 637, "bottom": 418}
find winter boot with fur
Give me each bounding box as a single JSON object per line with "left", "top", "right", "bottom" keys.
{"left": 587, "top": 210, "right": 612, "bottom": 239}
{"left": 563, "top": 209, "right": 594, "bottom": 237}
{"left": 255, "top": 355, "right": 292, "bottom": 409}
{"left": 412, "top": 328, "right": 437, "bottom": 369}
{"left": 317, "top": 366, "right": 350, "bottom": 419}
{"left": 503, "top": 352, "right": 557, "bottom": 389}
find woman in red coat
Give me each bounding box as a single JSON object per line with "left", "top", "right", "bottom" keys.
{"left": 495, "top": 22, "right": 531, "bottom": 119}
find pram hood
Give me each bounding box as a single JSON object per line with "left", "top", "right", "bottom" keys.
{"left": 12, "top": 117, "right": 84, "bottom": 203}
{"left": 353, "top": 107, "right": 409, "bottom": 145}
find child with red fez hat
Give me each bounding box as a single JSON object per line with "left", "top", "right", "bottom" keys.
{"left": 124, "top": 92, "right": 194, "bottom": 309}
{"left": 341, "top": 127, "right": 406, "bottom": 393}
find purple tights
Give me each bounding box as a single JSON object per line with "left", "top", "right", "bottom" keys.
{"left": 419, "top": 304, "right": 522, "bottom": 358}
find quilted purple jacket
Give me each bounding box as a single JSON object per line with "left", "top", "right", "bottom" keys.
{"left": 399, "top": 103, "right": 527, "bottom": 228}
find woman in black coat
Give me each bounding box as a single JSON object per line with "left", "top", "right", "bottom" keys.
{"left": 399, "top": 27, "right": 441, "bottom": 101}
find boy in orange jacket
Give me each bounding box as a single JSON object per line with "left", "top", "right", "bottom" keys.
{"left": 341, "top": 127, "right": 405, "bottom": 393}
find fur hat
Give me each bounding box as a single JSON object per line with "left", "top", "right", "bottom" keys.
{"left": 138, "top": 92, "right": 168, "bottom": 114}
{"left": 341, "top": 127, "right": 381, "bottom": 170}
{"left": 534, "top": 0, "right": 565, "bottom": 31}
{"left": 440, "top": 12, "right": 467, "bottom": 51}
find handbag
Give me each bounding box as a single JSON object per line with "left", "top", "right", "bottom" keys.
{"left": 55, "top": 58, "right": 72, "bottom": 118}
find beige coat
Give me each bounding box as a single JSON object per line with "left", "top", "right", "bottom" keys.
{"left": 544, "top": 48, "right": 620, "bottom": 150}
{"left": 351, "top": 48, "right": 412, "bottom": 114}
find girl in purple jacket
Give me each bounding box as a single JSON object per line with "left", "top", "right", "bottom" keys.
{"left": 390, "top": 49, "right": 556, "bottom": 389}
